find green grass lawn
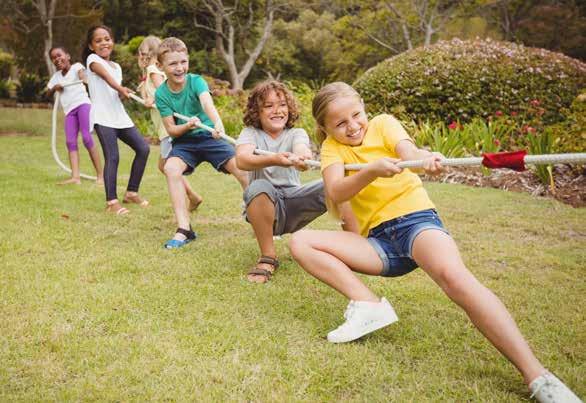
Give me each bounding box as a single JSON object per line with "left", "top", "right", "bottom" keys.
{"left": 0, "top": 108, "right": 584, "bottom": 401}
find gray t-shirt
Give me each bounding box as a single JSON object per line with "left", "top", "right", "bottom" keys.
{"left": 236, "top": 127, "right": 310, "bottom": 187}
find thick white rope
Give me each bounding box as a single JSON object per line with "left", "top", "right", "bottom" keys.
{"left": 128, "top": 93, "right": 586, "bottom": 171}
{"left": 128, "top": 93, "right": 322, "bottom": 168}
{"left": 51, "top": 80, "right": 97, "bottom": 180}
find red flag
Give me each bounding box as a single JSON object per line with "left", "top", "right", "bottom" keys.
{"left": 482, "top": 151, "right": 527, "bottom": 171}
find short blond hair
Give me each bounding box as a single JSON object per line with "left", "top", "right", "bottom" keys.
{"left": 157, "top": 37, "right": 188, "bottom": 63}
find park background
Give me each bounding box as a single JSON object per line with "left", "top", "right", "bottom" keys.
{"left": 0, "top": 0, "right": 585, "bottom": 400}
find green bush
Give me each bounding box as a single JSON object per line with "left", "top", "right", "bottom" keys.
{"left": 127, "top": 36, "right": 145, "bottom": 55}
{"left": 0, "top": 79, "right": 11, "bottom": 98}
{"left": 546, "top": 92, "right": 586, "bottom": 153}
{"left": 16, "top": 73, "right": 46, "bottom": 102}
{"left": 0, "top": 51, "right": 15, "bottom": 79}
{"left": 114, "top": 44, "right": 141, "bottom": 90}
{"left": 354, "top": 38, "right": 586, "bottom": 125}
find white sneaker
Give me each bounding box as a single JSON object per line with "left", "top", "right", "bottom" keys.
{"left": 529, "top": 372, "right": 582, "bottom": 403}
{"left": 327, "top": 297, "right": 398, "bottom": 343}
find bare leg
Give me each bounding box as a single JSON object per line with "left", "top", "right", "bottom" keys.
{"left": 58, "top": 151, "right": 81, "bottom": 185}
{"left": 164, "top": 157, "right": 190, "bottom": 241}
{"left": 159, "top": 157, "right": 202, "bottom": 211}
{"left": 87, "top": 145, "right": 104, "bottom": 184}
{"left": 289, "top": 230, "right": 383, "bottom": 302}
{"left": 412, "top": 229, "right": 545, "bottom": 385}
{"left": 246, "top": 193, "right": 277, "bottom": 283}
{"left": 223, "top": 157, "right": 249, "bottom": 190}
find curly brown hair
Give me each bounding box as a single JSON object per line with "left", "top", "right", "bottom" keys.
{"left": 243, "top": 80, "right": 300, "bottom": 130}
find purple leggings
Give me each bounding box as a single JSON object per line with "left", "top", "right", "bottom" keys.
{"left": 64, "top": 103, "right": 93, "bottom": 152}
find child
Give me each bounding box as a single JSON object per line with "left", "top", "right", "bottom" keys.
{"left": 137, "top": 35, "right": 203, "bottom": 212}
{"left": 235, "top": 80, "right": 331, "bottom": 283}
{"left": 155, "top": 37, "right": 248, "bottom": 249}
{"left": 82, "top": 25, "right": 150, "bottom": 215}
{"left": 288, "top": 82, "right": 581, "bottom": 403}
{"left": 47, "top": 46, "right": 103, "bottom": 185}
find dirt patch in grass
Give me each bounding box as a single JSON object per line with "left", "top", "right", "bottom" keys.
{"left": 423, "top": 165, "right": 586, "bottom": 207}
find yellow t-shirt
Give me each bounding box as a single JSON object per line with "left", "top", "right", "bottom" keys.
{"left": 320, "top": 114, "right": 435, "bottom": 236}
{"left": 145, "top": 64, "right": 168, "bottom": 140}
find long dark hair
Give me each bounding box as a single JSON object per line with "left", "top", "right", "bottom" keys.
{"left": 81, "top": 25, "right": 114, "bottom": 66}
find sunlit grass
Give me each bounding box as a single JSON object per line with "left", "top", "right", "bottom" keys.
{"left": 0, "top": 108, "right": 584, "bottom": 401}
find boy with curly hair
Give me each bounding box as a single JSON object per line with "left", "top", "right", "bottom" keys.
{"left": 236, "top": 80, "right": 355, "bottom": 283}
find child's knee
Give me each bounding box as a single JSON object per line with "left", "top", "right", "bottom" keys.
{"left": 438, "top": 268, "right": 478, "bottom": 302}
{"left": 66, "top": 141, "right": 78, "bottom": 152}
{"left": 158, "top": 159, "right": 166, "bottom": 173}
{"left": 288, "top": 230, "right": 312, "bottom": 260}
{"left": 164, "top": 160, "right": 184, "bottom": 177}
{"left": 82, "top": 137, "right": 94, "bottom": 150}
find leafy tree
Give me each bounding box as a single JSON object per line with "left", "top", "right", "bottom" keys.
{"left": 183, "top": 0, "right": 280, "bottom": 90}
{"left": 1, "top": 0, "right": 101, "bottom": 76}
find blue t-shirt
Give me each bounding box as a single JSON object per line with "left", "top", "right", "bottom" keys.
{"left": 155, "top": 73, "right": 215, "bottom": 139}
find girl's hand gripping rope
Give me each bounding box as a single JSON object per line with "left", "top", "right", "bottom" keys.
{"left": 117, "top": 86, "right": 134, "bottom": 100}
{"left": 366, "top": 157, "right": 403, "bottom": 177}
{"left": 421, "top": 152, "right": 444, "bottom": 175}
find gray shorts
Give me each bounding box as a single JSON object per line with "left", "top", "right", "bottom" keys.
{"left": 160, "top": 136, "right": 172, "bottom": 158}
{"left": 243, "top": 179, "right": 327, "bottom": 235}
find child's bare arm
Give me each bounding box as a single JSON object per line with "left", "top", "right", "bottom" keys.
{"left": 337, "top": 201, "right": 359, "bottom": 233}
{"left": 235, "top": 144, "right": 293, "bottom": 171}
{"left": 322, "top": 160, "right": 402, "bottom": 204}
{"left": 395, "top": 139, "right": 443, "bottom": 175}
{"left": 89, "top": 61, "right": 132, "bottom": 99}
{"left": 199, "top": 92, "right": 224, "bottom": 138}
{"left": 78, "top": 69, "right": 88, "bottom": 84}
{"left": 161, "top": 115, "right": 200, "bottom": 138}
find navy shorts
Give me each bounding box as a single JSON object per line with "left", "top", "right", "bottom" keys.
{"left": 168, "top": 134, "right": 235, "bottom": 175}
{"left": 367, "top": 209, "right": 449, "bottom": 277}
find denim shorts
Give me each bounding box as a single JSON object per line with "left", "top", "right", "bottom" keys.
{"left": 367, "top": 209, "right": 449, "bottom": 277}
{"left": 168, "top": 134, "right": 235, "bottom": 175}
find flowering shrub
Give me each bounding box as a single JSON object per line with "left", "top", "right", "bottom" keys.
{"left": 354, "top": 38, "right": 586, "bottom": 125}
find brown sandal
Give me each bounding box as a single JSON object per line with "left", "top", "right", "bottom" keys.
{"left": 247, "top": 256, "right": 279, "bottom": 283}
{"left": 123, "top": 194, "right": 149, "bottom": 207}
{"left": 106, "top": 201, "right": 130, "bottom": 215}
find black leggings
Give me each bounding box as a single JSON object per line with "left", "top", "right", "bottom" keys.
{"left": 94, "top": 124, "right": 150, "bottom": 201}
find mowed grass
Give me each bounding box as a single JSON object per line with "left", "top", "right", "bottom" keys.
{"left": 0, "top": 108, "right": 584, "bottom": 401}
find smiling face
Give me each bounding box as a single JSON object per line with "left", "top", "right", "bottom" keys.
{"left": 322, "top": 95, "right": 368, "bottom": 146}
{"left": 160, "top": 51, "right": 189, "bottom": 90}
{"left": 89, "top": 28, "right": 114, "bottom": 60}
{"left": 50, "top": 48, "right": 71, "bottom": 72}
{"left": 138, "top": 45, "right": 150, "bottom": 69}
{"left": 259, "top": 90, "right": 289, "bottom": 136}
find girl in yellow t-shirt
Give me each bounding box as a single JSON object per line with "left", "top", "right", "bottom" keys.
{"left": 288, "top": 82, "right": 580, "bottom": 403}
{"left": 137, "top": 35, "right": 203, "bottom": 211}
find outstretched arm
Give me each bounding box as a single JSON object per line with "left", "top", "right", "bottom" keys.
{"left": 89, "top": 61, "right": 132, "bottom": 99}
{"left": 322, "top": 159, "right": 402, "bottom": 204}
{"left": 395, "top": 139, "right": 443, "bottom": 175}
{"left": 200, "top": 92, "right": 224, "bottom": 138}
{"left": 161, "top": 115, "right": 201, "bottom": 139}
{"left": 235, "top": 144, "right": 294, "bottom": 171}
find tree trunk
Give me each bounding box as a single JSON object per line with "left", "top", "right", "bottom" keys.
{"left": 202, "top": 0, "right": 274, "bottom": 91}
{"left": 34, "top": 0, "right": 58, "bottom": 76}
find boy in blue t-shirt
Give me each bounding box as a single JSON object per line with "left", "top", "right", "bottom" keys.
{"left": 155, "top": 37, "right": 249, "bottom": 248}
